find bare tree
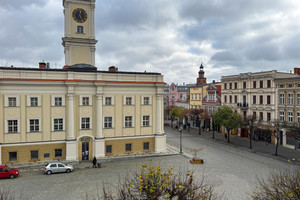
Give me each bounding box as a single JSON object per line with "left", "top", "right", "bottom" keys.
{"left": 271, "top": 119, "right": 287, "bottom": 156}
{"left": 243, "top": 115, "right": 263, "bottom": 149}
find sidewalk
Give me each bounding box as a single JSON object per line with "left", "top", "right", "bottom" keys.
{"left": 6, "top": 144, "right": 179, "bottom": 172}
{"left": 167, "top": 124, "right": 300, "bottom": 165}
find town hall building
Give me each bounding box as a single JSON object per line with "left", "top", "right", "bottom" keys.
{"left": 0, "top": 0, "right": 166, "bottom": 164}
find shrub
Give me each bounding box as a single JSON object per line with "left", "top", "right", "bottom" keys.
{"left": 99, "top": 164, "right": 217, "bottom": 200}
{"left": 251, "top": 167, "right": 300, "bottom": 200}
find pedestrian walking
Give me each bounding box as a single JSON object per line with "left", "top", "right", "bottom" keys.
{"left": 93, "top": 156, "right": 97, "bottom": 168}
{"left": 225, "top": 133, "right": 227, "bottom": 140}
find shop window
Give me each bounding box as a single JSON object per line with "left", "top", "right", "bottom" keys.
{"left": 55, "top": 149, "right": 62, "bottom": 157}
{"left": 9, "top": 152, "right": 17, "bottom": 161}
{"left": 106, "top": 145, "right": 112, "bottom": 153}
{"left": 143, "top": 142, "right": 149, "bottom": 150}
{"left": 31, "top": 150, "right": 39, "bottom": 160}
{"left": 125, "top": 143, "right": 132, "bottom": 152}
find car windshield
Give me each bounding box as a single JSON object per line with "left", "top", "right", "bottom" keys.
{"left": 5, "top": 167, "right": 12, "bottom": 171}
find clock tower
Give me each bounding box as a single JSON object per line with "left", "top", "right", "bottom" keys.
{"left": 62, "top": 0, "right": 98, "bottom": 66}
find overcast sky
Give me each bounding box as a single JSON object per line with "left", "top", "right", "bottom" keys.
{"left": 1, "top": 0, "right": 300, "bottom": 85}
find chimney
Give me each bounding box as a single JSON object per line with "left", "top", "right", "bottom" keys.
{"left": 109, "top": 66, "right": 118, "bottom": 72}
{"left": 213, "top": 80, "right": 215, "bottom": 83}
{"left": 294, "top": 68, "right": 300, "bottom": 75}
{"left": 39, "top": 62, "right": 46, "bottom": 69}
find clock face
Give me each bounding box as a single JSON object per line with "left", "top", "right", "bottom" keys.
{"left": 72, "top": 8, "right": 87, "bottom": 23}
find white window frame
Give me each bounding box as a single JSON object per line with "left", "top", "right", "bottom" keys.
{"left": 279, "top": 94, "right": 284, "bottom": 105}
{"left": 104, "top": 116, "right": 113, "bottom": 128}
{"left": 142, "top": 115, "right": 151, "bottom": 127}
{"left": 103, "top": 96, "right": 114, "bottom": 106}
{"left": 80, "top": 117, "right": 92, "bottom": 130}
{"left": 27, "top": 95, "right": 41, "bottom": 107}
{"left": 288, "top": 112, "right": 293, "bottom": 123}
{"left": 80, "top": 95, "right": 92, "bottom": 106}
{"left": 5, "top": 119, "right": 19, "bottom": 133}
{"left": 51, "top": 95, "right": 65, "bottom": 106}
{"left": 4, "top": 95, "right": 20, "bottom": 107}
{"left": 124, "top": 96, "right": 135, "bottom": 105}
{"left": 124, "top": 116, "right": 134, "bottom": 128}
{"left": 52, "top": 118, "right": 65, "bottom": 132}
{"left": 141, "top": 96, "right": 152, "bottom": 105}
{"left": 280, "top": 112, "right": 284, "bottom": 122}
{"left": 288, "top": 94, "right": 293, "bottom": 105}
{"left": 27, "top": 118, "right": 41, "bottom": 133}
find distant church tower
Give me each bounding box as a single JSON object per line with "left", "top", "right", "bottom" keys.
{"left": 62, "top": 0, "right": 98, "bottom": 66}
{"left": 196, "top": 63, "right": 207, "bottom": 85}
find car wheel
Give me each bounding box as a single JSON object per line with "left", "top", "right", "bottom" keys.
{"left": 9, "top": 174, "right": 15, "bottom": 179}
{"left": 46, "top": 170, "right": 52, "bottom": 175}
{"left": 66, "top": 169, "right": 71, "bottom": 173}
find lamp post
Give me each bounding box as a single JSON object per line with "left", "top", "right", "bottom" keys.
{"left": 179, "top": 127, "right": 182, "bottom": 153}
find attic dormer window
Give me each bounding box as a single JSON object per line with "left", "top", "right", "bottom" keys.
{"left": 77, "top": 26, "right": 84, "bottom": 33}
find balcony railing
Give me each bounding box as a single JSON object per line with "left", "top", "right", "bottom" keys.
{"left": 237, "top": 102, "right": 248, "bottom": 108}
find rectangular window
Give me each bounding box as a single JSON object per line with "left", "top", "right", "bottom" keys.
{"left": 229, "top": 83, "right": 232, "bottom": 89}
{"left": 280, "top": 112, "right": 284, "bottom": 122}
{"left": 289, "top": 84, "right": 293, "bottom": 88}
{"left": 267, "top": 80, "right": 271, "bottom": 88}
{"left": 243, "top": 82, "right": 246, "bottom": 89}
{"left": 267, "top": 95, "right": 271, "bottom": 105}
{"left": 288, "top": 94, "right": 293, "bottom": 105}
{"left": 259, "top": 112, "right": 263, "bottom": 120}
{"left": 55, "top": 149, "right": 62, "bottom": 157}
{"left": 253, "top": 95, "right": 256, "bottom": 104}
{"left": 8, "top": 120, "right": 18, "bottom": 133}
{"left": 82, "top": 97, "right": 89, "bottom": 106}
{"left": 234, "top": 82, "right": 237, "bottom": 89}
{"left": 31, "top": 150, "right": 38, "bottom": 160}
{"left": 260, "top": 80, "right": 263, "bottom": 88}
{"left": 77, "top": 25, "right": 84, "bottom": 33}
{"left": 267, "top": 113, "right": 271, "bottom": 122}
{"left": 30, "top": 97, "right": 38, "bottom": 107}
{"left": 44, "top": 153, "right": 50, "bottom": 158}
{"left": 125, "top": 116, "right": 133, "bottom": 128}
{"left": 143, "top": 142, "right": 149, "bottom": 150}
{"left": 298, "top": 94, "right": 300, "bottom": 105}
{"left": 106, "top": 145, "right": 112, "bottom": 153}
{"left": 229, "top": 95, "right": 232, "bottom": 103}
{"left": 143, "top": 116, "right": 150, "bottom": 127}
{"left": 224, "top": 95, "right": 227, "bottom": 103}
{"left": 234, "top": 95, "right": 237, "bottom": 103}
{"left": 8, "top": 97, "right": 16, "bottom": 107}
{"left": 191, "top": 94, "right": 194, "bottom": 100}
{"left": 280, "top": 84, "right": 284, "bottom": 88}
{"left": 195, "top": 94, "right": 197, "bottom": 100}
{"left": 105, "top": 97, "right": 112, "bottom": 105}
{"left": 81, "top": 117, "right": 90, "bottom": 129}
{"left": 126, "top": 97, "right": 132, "bottom": 105}
{"left": 280, "top": 94, "right": 284, "bottom": 105}
{"left": 259, "top": 95, "right": 263, "bottom": 104}
{"left": 55, "top": 97, "right": 62, "bottom": 106}
{"left": 253, "top": 81, "right": 256, "bottom": 89}
{"left": 9, "top": 152, "right": 17, "bottom": 161}
{"left": 143, "top": 97, "right": 150, "bottom": 105}
{"left": 104, "top": 117, "right": 112, "bottom": 128}
{"left": 253, "top": 112, "right": 256, "bottom": 119}
{"left": 54, "top": 118, "right": 63, "bottom": 131}
{"left": 198, "top": 94, "right": 201, "bottom": 100}
{"left": 224, "top": 83, "right": 227, "bottom": 90}
{"left": 288, "top": 112, "right": 293, "bottom": 123}
{"left": 298, "top": 113, "right": 300, "bottom": 123}
{"left": 29, "top": 119, "right": 39, "bottom": 132}
{"left": 125, "top": 143, "right": 132, "bottom": 152}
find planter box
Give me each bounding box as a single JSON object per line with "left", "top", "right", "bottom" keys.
{"left": 190, "top": 158, "right": 204, "bottom": 164}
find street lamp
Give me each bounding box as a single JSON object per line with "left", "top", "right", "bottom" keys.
{"left": 179, "top": 127, "right": 183, "bottom": 153}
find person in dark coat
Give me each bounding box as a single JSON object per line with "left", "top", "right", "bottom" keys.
{"left": 93, "top": 156, "right": 97, "bottom": 168}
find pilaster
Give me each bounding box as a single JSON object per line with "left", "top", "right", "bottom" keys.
{"left": 67, "top": 93, "right": 75, "bottom": 140}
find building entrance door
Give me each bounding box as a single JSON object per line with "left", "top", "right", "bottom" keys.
{"left": 82, "top": 142, "right": 89, "bottom": 161}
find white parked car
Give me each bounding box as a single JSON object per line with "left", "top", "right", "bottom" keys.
{"left": 44, "top": 163, "right": 73, "bottom": 175}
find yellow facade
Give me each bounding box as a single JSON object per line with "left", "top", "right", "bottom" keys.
{"left": 189, "top": 85, "right": 208, "bottom": 109}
